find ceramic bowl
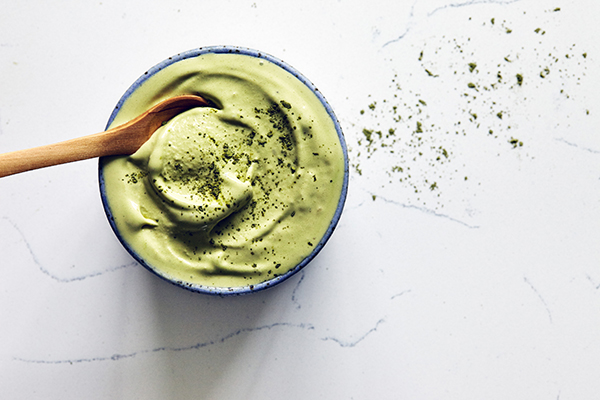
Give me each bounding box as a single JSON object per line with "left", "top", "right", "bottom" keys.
{"left": 99, "top": 46, "right": 348, "bottom": 295}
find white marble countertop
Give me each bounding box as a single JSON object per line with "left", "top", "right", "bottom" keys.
{"left": 1, "top": 0, "right": 599, "bottom": 398}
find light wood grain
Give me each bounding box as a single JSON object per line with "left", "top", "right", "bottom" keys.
{"left": 0, "top": 95, "right": 209, "bottom": 178}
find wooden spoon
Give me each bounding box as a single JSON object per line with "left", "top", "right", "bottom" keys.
{"left": 0, "top": 94, "right": 210, "bottom": 178}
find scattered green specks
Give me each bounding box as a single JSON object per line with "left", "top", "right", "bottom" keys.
{"left": 509, "top": 137, "right": 524, "bottom": 148}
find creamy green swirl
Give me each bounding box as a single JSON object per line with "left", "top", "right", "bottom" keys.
{"left": 101, "top": 52, "right": 345, "bottom": 289}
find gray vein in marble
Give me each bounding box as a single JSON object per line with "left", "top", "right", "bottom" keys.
{"left": 391, "top": 289, "right": 412, "bottom": 300}
{"left": 15, "top": 317, "right": 389, "bottom": 364}
{"left": 14, "top": 322, "right": 315, "bottom": 364}
{"left": 0, "top": 216, "right": 136, "bottom": 282}
{"left": 291, "top": 271, "right": 306, "bottom": 309}
{"left": 586, "top": 274, "right": 600, "bottom": 290}
{"left": 555, "top": 138, "right": 600, "bottom": 154}
{"left": 321, "top": 318, "right": 385, "bottom": 348}
{"left": 524, "top": 277, "right": 553, "bottom": 324}
{"left": 427, "top": 0, "right": 522, "bottom": 17}
{"left": 382, "top": 0, "right": 418, "bottom": 47}
{"left": 371, "top": 193, "right": 480, "bottom": 229}
{"left": 383, "top": 0, "right": 523, "bottom": 47}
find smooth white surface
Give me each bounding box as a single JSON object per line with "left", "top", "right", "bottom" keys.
{"left": 1, "top": 1, "right": 599, "bottom": 399}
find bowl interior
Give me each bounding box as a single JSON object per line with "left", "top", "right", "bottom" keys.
{"left": 99, "top": 46, "right": 348, "bottom": 295}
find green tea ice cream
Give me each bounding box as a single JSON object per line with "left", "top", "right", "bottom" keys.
{"left": 100, "top": 50, "right": 346, "bottom": 290}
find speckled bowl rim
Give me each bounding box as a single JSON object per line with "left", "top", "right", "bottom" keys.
{"left": 99, "top": 45, "right": 349, "bottom": 296}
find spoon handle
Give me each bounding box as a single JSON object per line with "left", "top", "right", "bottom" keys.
{"left": 0, "top": 129, "right": 126, "bottom": 178}
{"left": 0, "top": 95, "right": 209, "bottom": 178}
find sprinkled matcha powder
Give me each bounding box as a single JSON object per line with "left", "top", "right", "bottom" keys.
{"left": 348, "top": 4, "right": 589, "bottom": 214}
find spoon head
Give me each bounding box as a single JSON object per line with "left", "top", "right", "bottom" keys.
{"left": 145, "top": 95, "right": 211, "bottom": 132}
{"left": 112, "top": 94, "right": 211, "bottom": 155}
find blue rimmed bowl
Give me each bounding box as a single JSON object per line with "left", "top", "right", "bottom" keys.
{"left": 99, "top": 46, "right": 348, "bottom": 295}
